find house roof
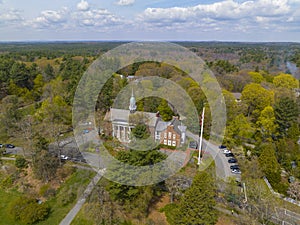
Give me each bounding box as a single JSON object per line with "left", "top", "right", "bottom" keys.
{"left": 104, "top": 108, "right": 159, "bottom": 127}
{"left": 156, "top": 120, "right": 171, "bottom": 132}
{"left": 232, "top": 92, "right": 242, "bottom": 100}
{"left": 156, "top": 117, "right": 187, "bottom": 135}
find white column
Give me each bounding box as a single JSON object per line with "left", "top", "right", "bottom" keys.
{"left": 117, "top": 125, "right": 120, "bottom": 138}
{"left": 123, "top": 126, "right": 126, "bottom": 142}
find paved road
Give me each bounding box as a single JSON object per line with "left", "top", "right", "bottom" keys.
{"left": 2, "top": 147, "right": 23, "bottom": 155}
{"left": 1, "top": 157, "right": 16, "bottom": 161}
{"left": 59, "top": 169, "right": 106, "bottom": 225}
{"left": 186, "top": 131, "right": 240, "bottom": 181}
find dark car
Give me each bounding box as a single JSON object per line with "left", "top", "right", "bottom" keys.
{"left": 219, "top": 145, "right": 227, "bottom": 149}
{"left": 189, "top": 141, "right": 198, "bottom": 149}
{"left": 225, "top": 153, "right": 234, "bottom": 157}
{"left": 5, "top": 144, "right": 15, "bottom": 148}
{"left": 230, "top": 165, "right": 240, "bottom": 170}
{"left": 228, "top": 158, "right": 237, "bottom": 163}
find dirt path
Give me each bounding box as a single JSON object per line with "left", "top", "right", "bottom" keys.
{"left": 148, "top": 195, "right": 170, "bottom": 225}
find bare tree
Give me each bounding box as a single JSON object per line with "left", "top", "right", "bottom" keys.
{"left": 17, "top": 115, "right": 35, "bottom": 157}
{"left": 287, "top": 181, "right": 300, "bottom": 201}
{"left": 245, "top": 179, "right": 277, "bottom": 224}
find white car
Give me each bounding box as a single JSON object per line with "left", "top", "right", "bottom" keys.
{"left": 223, "top": 149, "right": 231, "bottom": 154}
{"left": 60, "top": 155, "right": 69, "bottom": 160}
{"left": 231, "top": 169, "right": 241, "bottom": 174}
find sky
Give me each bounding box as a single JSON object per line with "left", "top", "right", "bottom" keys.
{"left": 0, "top": 0, "right": 300, "bottom": 42}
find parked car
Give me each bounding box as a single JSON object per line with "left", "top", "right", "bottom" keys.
{"left": 60, "top": 155, "right": 69, "bottom": 160}
{"left": 219, "top": 145, "right": 227, "bottom": 149}
{"left": 223, "top": 149, "right": 231, "bottom": 154}
{"left": 230, "top": 165, "right": 240, "bottom": 170}
{"left": 5, "top": 144, "right": 15, "bottom": 148}
{"left": 83, "top": 129, "right": 89, "bottom": 134}
{"left": 225, "top": 153, "right": 234, "bottom": 157}
{"left": 189, "top": 141, "right": 198, "bottom": 149}
{"left": 228, "top": 158, "right": 237, "bottom": 163}
{"left": 0, "top": 144, "right": 3, "bottom": 148}
{"left": 231, "top": 169, "right": 241, "bottom": 174}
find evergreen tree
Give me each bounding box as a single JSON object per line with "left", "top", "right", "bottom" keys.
{"left": 258, "top": 143, "right": 281, "bottom": 190}
{"left": 158, "top": 99, "right": 174, "bottom": 121}
{"left": 175, "top": 171, "right": 218, "bottom": 225}
{"left": 274, "top": 97, "right": 299, "bottom": 135}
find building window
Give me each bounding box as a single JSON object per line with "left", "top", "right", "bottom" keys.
{"left": 164, "top": 132, "right": 167, "bottom": 138}
{"left": 168, "top": 132, "right": 172, "bottom": 139}
{"left": 173, "top": 134, "right": 176, "bottom": 139}
{"left": 168, "top": 140, "right": 171, "bottom": 146}
{"left": 155, "top": 131, "right": 160, "bottom": 140}
{"left": 172, "top": 141, "right": 176, "bottom": 146}
{"left": 164, "top": 139, "right": 167, "bottom": 145}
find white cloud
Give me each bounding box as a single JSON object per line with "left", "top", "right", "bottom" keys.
{"left": 140, "top": 0, "right": 291, "bottom": 22}
{"left": 116, "top": 0, "right": 135, "bottom": 6}
{"left": 26, "top": 7, "right": 68, "bottom": 29}
{"left": 0, "top": 9, "right": 23, "bottom": 24}
{"left": 77, "top": 0, "right": 89, "bottom": 11}
{"left": 137, "top": 0, "right": 297, "bottom": 33}
{"left": 73, "top": 9, "right": 122, "bottom": 29}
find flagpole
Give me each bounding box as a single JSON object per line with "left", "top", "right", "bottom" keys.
{"left": 197, "top": 107, "right": 205, "bottom": 165}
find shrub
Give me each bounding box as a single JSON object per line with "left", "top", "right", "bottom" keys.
{"left": 160, "top": 203, "right": 179, "bottom": 225}
{"left": 15, "top": 156, "right": 28, "bottom": 169}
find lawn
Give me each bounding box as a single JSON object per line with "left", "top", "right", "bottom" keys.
{"left": 37, "top": 169, "right": 96, "bottom": 225}
{"left": 0, "top": 189, "right": 23, "bottom": 225}
{"left": 0, "top": 168, "right": 95, "bottom": 225}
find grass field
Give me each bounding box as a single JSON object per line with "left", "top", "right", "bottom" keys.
{"left": 0, "top": 189, "right": 23, "bottom": 225}
{"left": 0, "top": 168, "right": 95, "bottom": 225}
{"left": 37, "top": 169, "right": 96, "bottom": 225}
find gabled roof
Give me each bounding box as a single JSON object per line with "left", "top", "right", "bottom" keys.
{"left": 232, "top": 92, "right": 242, "bottom": 100}
{"left": 155, "top": 117, "right": 187, "bottom": 135}
{"left": 104, "top": 108, "right": 158, "bottom": 127}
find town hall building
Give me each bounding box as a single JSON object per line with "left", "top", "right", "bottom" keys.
{"left": 104, "top": 91, "right": 187, "bottom": 147}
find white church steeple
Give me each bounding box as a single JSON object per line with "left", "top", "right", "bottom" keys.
{"left": 129, "top": 88, "right": 137, "bottom": 113}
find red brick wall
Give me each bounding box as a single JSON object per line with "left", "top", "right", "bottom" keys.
{"left": 160, "top": 125, "right": 181, "bottom": 147}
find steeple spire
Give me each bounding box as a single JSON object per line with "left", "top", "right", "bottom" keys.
{"left": 129, "top": 87, "right": 137, "bottom": 113}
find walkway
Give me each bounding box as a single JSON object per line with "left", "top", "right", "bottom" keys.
{"left": 59, "top": 169, "right": 106, "bottom": 225}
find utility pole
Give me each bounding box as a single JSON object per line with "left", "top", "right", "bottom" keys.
{"left": 197, "top": 107, "right": 205, "bottom": 166}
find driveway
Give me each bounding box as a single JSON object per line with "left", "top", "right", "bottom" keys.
{"left": 186, "top": 131, "right": 240, "bottom": 181}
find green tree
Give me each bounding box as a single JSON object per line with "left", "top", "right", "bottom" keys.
{"left": 15, "top": 156, "right": 28, "bottom": 169}
{"left": 222, "top": 90, "right": 238, "bottom": 121}
{"left": 44, "top": 63, "right": 55, "bottom": 81}
{"left": 241, "top": 83, "right": 274, "bottom": 118}
{"left": 175, "top": 171, "right": 218, "bottom": 225}
{"left": 32, "top": 74, "right": 45, "bottom": 100}
{"left": 158, "top": 99, "right": 174, "bottom": 121}
{"left": 258, "top": 143, "right": 281, "bottom": 190}
{"left": 274, "top": 97, "right": 299, "bottom": 135}
{"left": 107, "top": 149, "right": 166, "bottom": 217}
{"left": 226, "top": 114, "right": 254, "bottom": 145}
{"left": 256, "top": 106, "right": 278, "bottom": 141}
{"left": 0, "top": 95, "right": 21, "bottom": 137}
{"left": 131, "top": 123, "right": 150, "bottom": 139}
{"left": 287, "top": 123, "right": 300, "bottom": 140}
{"left": 248, "top": 71, "right": 265, "bottom": 84}
{"left": 273, "top": 73, "right": 299, "bottom": 89}
{"left": 10, "top": 62, "right": 33, "bottom": 89}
